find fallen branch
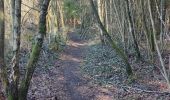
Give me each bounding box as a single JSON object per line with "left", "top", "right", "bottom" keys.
{"left": 118, "top": 85, "right": 170, "bottom": 94}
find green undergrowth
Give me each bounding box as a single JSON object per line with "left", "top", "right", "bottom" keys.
{"left": 81, "top": 43, "right": 128, "bottom": 86}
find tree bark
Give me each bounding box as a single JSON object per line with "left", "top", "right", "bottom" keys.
{"left": 89, "top": 0, "right": 133, "bottom": 76}
{"left": 97, "top": 0, "right": 105, "bottom": 44}
{"left": 57, "top": 0, "right": 65, "bottom": 30}
{"left": 0, "top": 0, "right": 9, "bottom": 95}
{"left": 11, "top": 0, "right": 15, "bottom": 46}
{"left": 9, "top": 0, "right": 22, "bottom": 99}
{"left": 148, "top": 0, "right": 170, "bottom": 88}
{"left": 0, "top": 0, "right": 5, "bottom": 69}
{"left": 125, "top": 0, "right": 141, "bottom": 59}
{"left": 19, "top": 0, "right": 51, "bottom": 99}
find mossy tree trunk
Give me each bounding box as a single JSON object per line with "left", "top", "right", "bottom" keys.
{"left": 0, "top": 0, "right": 9, "bottom": 96}
{"left": 1, "top": 0, "right": 51, "bottom": 99}
{"left": 19, "top": 0, "right": 51, "bottom": 99}
{"left": 89, "top": 0, "right": 133, "bottom": 76}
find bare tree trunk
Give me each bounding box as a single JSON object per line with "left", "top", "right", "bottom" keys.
{"left": 160, "top": 0, "right": 166, "bottom": 49}
{"left": 97, "top": 0, "right": 105, "bottom": 44}
{"left": 141, "top": 0, "right": 154, "bottom": 61}
{"left": 0, "top": 0, "right": 5, "bottom": 78}
{"left": 105, "top": 1, "right": 109, "bottom": 31}
{"left": 8, "top": 0, "right": 21, "bottom": 99}
{"left": 148, "top": 0, "right": 170, "bottom": 88}
{"left": 11, "top": 0, "right": 15, "bottom": 46}
{"left": 19, "top": 0, "right": 51, "bottom": 99}
{"left": 89, "top": 0, "right": 133, "bottom": 76}
{"left": 125, "top": 0, "right": 141, "bottom": 59}
{"left": 57, "top": 0, "right": 65, "bottom": 30}
{"left": 0, "top": 0, "right": 9, "bottom": 95}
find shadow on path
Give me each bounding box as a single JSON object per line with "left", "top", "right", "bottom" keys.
{"left": 54, "top": 32, "right": 114, "bottom": 100}
{"left": 28, "top": 32, "right": 114, "bottom": 100}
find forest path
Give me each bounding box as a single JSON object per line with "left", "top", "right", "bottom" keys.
{"left": 0, "top": 31, "right": 115, "bottom": 100}
{"left": 26, "top": 31, "right": 170, "bottom": 100}
{"left": 53, "top": 32, "right": 114, "bottom": 100}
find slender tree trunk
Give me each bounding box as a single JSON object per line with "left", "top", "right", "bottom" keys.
{"left": 57, "top": 0, "right": 65, "bottom": 30}
{"left": 19, "top": 0, "right": 51, "bottom": 99}
{"left": 147, "top": 1, "right": 156, "bottom": 52}
{"left": 141, "top": 0, "right": 154, "bottom": 61}
{"left": 112, "top": 0, "right": 125, "bottom": 49}
{"left": 160, "top": 0, "right": 166, "bottom": 49}
{"left": 105, "top": 1, "right": 109, "bottom": 31}
{"left": 0, "top": 0, "right": 9, "bottom": 95}
{"left": 148, "top": 0, "right": 170, "bottom": 88}
{"left": 97, "top": 0, "right": 105, "bottom": 44}
{"left": 11, "top": 0, "right": 15, "bottom": 46}
{"left": 9, "top": 0, "right": 21, "bottom": 99}
{"left": 0, "top": 0, "right": 5, "bottom": 78}
{"left": 125, "top": 0, "right": 141, "bottom": 59}
{"left": 89, "top": 0, "right": 133, "bottom": 76}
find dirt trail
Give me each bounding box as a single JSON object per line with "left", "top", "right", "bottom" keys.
{"left": 2, "top": 32, "right": 169, "bottom": 100}
{"left": 28, "top": 32, "right": 114, "bottom": 100}
{"left": 53, "top": 32, "right": 114, "bottom": 100}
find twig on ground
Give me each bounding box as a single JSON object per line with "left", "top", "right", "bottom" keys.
{"left": 118, "top": 85, "right": 170, "bottom": 94}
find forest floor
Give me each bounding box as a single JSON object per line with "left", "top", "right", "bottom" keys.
{"left": 27, "top": 32, "right": 115, "bottom": 100}
{"left": 27, "top": 32, "right": 170, "bottom": 100}
{"left": 0, "top": 32, "right": 170, "bottom": 100}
